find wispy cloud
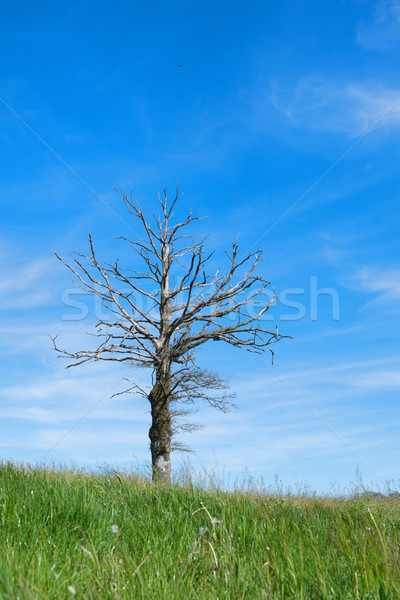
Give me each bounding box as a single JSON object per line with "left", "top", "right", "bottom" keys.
{"left": 351, "top": 370, "right": 400, "bottom": 389}
{"left": 269, "top": 78, "right": 400, "bottom": 136}
{"left": 0, "top": 362, "right": 149, "bottom": 416}
{"left": 357, "top": 0, "right": 400, "bottom": 50}
{"left": 276, "top": 356, "right": 400, "bottom": 392}
{"left": 0, "top": 244, "right": 59, "bottom": 310}
{"left": 0, "top": 349, "right": 397, "bottom": 488}
{"left": 354, "top": 266, "right": 400, "bottom": 308}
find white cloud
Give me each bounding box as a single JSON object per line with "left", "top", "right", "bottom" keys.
{"left": 279, "top": 356, "right": 400, "bottom": 391}
{"left": 1, "top": 306, "right": 399, "bottom": 490}
{"left": 0, "top": 407, "right": 61, "bottom": 424}
{"left": 32, "top": 427, "right": 150, "bottom": 452}
{"left": 354, "top": 266, "right": 400, "bottom": 307}
{"left": 0, "top": 350, "right": 397, "bottom": 490}
{"left": 352, "top": 370, "right": 400, "bottom": 388}
{"left": 269, "top": 78, "right": 400, "bottom": 136}
{"left": 0, "top": 244, "right": 60, "bottom": 310}
{"left": 357, "top": 0, "right": 400, "bottom": 50}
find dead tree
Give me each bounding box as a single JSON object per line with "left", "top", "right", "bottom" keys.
{"left": 53, "top": 189, "right": 288, "bottom": 484}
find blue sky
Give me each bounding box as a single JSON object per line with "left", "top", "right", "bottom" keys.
{"left": 1, "top": 0, "right": 400, "bottom": 493}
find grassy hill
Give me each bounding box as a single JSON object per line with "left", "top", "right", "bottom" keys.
{"left": 0, "top": 462, "right": 399, "bottom": 599}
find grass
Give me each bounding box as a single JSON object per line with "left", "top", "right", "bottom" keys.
{"left": 0, "top": 462, "right": 399, "bottom": 599}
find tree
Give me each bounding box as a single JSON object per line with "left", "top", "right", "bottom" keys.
{"left": 53, "top": 188, "right": 288, "bottom": 484}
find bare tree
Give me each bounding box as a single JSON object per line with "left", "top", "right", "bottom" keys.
{"left": 53, "top": 189, "right": 288, "bottom": 484}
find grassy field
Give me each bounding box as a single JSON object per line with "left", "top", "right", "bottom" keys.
{"left": 0, "top": 463, "right": 399, "bottom": 599}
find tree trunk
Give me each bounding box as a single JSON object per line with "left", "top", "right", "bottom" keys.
{"left": 148, "top": 235, "right": 173, "bottom": 484}
{"left": 148, "top": 379, "right": 172, "bottom": 484}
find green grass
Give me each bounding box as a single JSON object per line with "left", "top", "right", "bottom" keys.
{"left": 0, "top": 463, "right": 399, "bottom": 599}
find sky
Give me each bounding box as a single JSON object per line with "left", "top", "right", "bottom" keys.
{"left": 1, "top": 0, "right": 400, "bottom": 494}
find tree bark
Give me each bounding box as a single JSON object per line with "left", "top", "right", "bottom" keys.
{"left": 148, "top": 378, "right": 172, "bottom": 484}
{"left": 148, "top": 234, "right": 173, "bottom": 483}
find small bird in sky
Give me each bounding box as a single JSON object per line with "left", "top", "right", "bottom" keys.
{"left": 172, "top": 64, "right": 183, "bottom": 71}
